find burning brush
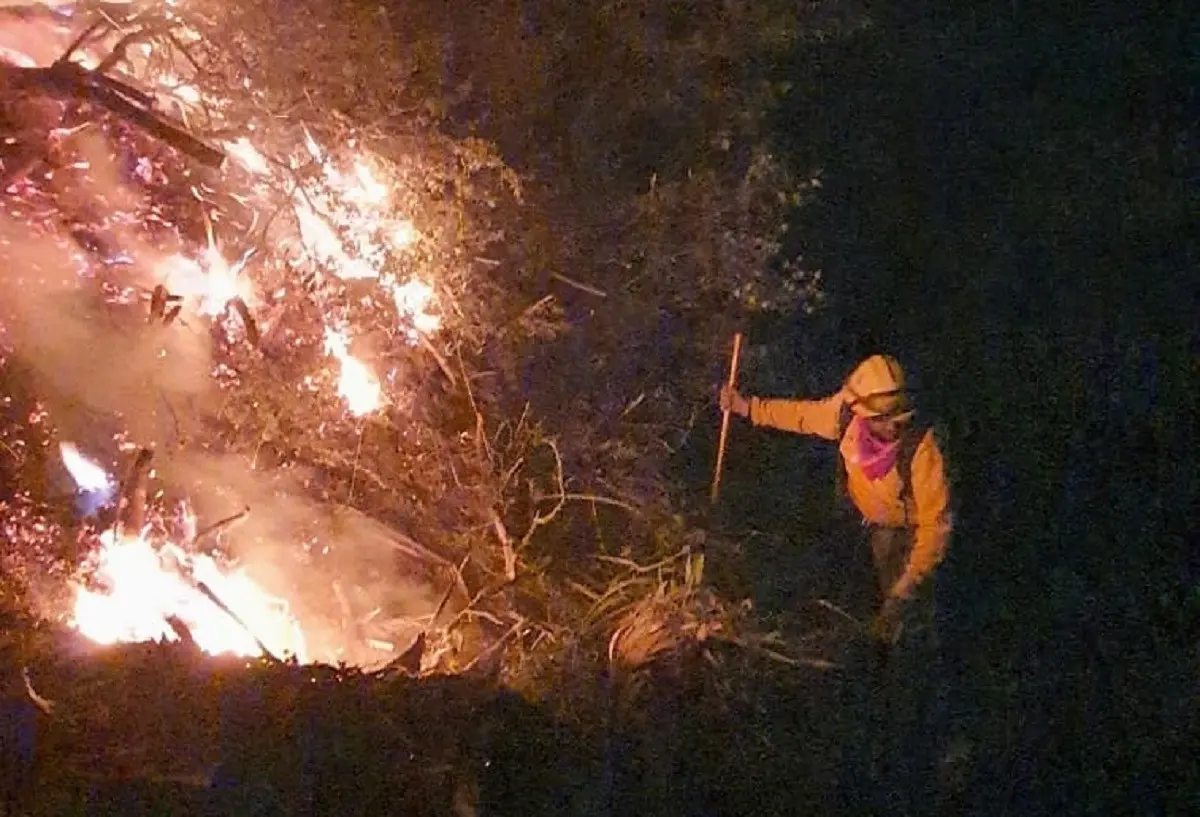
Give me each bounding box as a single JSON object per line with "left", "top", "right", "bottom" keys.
{"left": 0, "top": 0, "right": 496, "bottom": 673}
{"left": 1, "top": 0, "right": 445, "bottom": 418}
{"left": 63, "top": 445, "right": 307, "bottom": 662}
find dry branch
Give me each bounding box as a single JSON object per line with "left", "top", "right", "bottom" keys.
{"left": 193, "top": 506, "right": 250, "bottom": 544}
{"left": 489, "top": 509, "right": 516, "bottom": 582}
{"left": 3, "top": 61, "right": 225, "bottom": 167}
{"left": 550, "top": 271, "right": 607, "bottom": 298}
{"left": 713, "top": 635, "right": 840, "bottom": 671}
{"left": 519, "top": 439, "right": 565, "bottom": 548}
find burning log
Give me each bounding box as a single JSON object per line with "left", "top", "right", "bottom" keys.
{"left": 115, "top": 447, "right": 153, "bottom": 538}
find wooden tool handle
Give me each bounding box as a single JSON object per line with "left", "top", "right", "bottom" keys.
{"left": 710, "top": 332, "right": 744, "bottom": 504}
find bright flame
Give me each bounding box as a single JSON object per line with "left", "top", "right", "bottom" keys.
{"left": 390, "top": 278, "right": 441, "bottom": 338}
{"left": 199, "top": 245, "right": 253, "bottom": 316}
{"left": 72, "top": 531, "right": 307, "bottom": 662}
{"left": 293, "top": 197, "right": 377, "bottom": 280}
{"left": 59, "top": 442, "right": 112, "bottom": 492}
{"left": 156, "top": 246, "right": 253, "bottom": 316}
{"left": 323, "top": 327, "right": 383, "bottom": 416}
{"left": 351, "top": 160, "right": 389, "bottom": 207}
{"left": 223, "top": 137, "right": 271, "bottom": 176}
{"left": 390, "top": 220, "right": 419, "bottom": 249}
{"left": 302, "top": 126, "right": 324, "bottom": 161}
{"left": 2, "top": 5, "right": 466, "bottom": 666}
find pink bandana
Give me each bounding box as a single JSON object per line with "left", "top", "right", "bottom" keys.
{"left": 851, "top": 416, "right": 900, "bottom": 481}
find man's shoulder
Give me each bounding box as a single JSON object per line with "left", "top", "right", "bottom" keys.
{"left": 898, "top": 417, "right": 954, "bottom": 476}
{"left": 907, "top": 419, "right": 948, "bottom": 458}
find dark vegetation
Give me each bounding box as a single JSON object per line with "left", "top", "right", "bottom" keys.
{"left": 1, "top": 0, "right": 1196, "bottom": 814}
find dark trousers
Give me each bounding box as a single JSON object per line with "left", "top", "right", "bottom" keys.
{"left": 863, "top": 525, "right": 947, "bottom": 816}
{"left": 867, "top": 525, "right": 937, "bottom": 636}
{"left": 868, "top": 525, "right": 911, "bottom": 605}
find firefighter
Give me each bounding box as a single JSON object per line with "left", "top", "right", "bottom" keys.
{"left": 718, "top": 353, "right": 952, "bottom": 643}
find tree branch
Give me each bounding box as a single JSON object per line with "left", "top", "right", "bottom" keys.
{"left": 520, "top": 439, "right": 565, "bottom": 549}
{"left": 3, "top": 61, "right": 225, "bottom": 167}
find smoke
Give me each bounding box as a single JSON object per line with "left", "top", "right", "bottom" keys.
{"left": 159, "top": 450, "right": 450, "bottom": 666}
{"left": 0, "top": 134, "right": 216, "bottom": 451}
{"left": 0, "top": 25, "right": 449, "bottom": 667}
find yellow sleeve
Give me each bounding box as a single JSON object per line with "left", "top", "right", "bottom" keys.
{"left": 747, "top": 391, "right": 845, "bottom": 440}
{"left": 894, "top": 430, "right": 953, "bottom": 599}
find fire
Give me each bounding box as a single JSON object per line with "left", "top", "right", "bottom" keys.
{"left": 59, "top": 442, "right": 112, "bottom": 493}
{"left": 0, "top": 4, "right": 458, "bottom": 661}
{"left": 198, "top": 244, "right": 253, "bottom": 316}
{"left": 323, "top": 326, "right": 383, "bottom": 416}
{"left": 223, "top": 137, "right": 271, "bottom": 176}
{"left": 390, "top": 220, "right": 420, "bottom": 249}
{"left": 350, "top": 160, "right": 389, "bottom": 208}
{"left": 72, "top": 530, "right": 307, "bottom": 662}
{"left": 156, "top": 246, "right": 254, "bottom": 317}
{"left": 293, "top": 197, "right": 378, "bottom": 281}
{"left": 390, "top": 278, "right": 441, "bottom": 338}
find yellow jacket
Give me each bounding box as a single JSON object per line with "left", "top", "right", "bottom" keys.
{"left": 748, "top": 390, "right": 952, "bottom": 599}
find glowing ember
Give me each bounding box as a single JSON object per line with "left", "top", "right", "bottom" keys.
{"left": 323, "top": 326, "right": 383, "bottom": 416}
{"left": 72, "top": 531, "right": 307, "bottom": 662}
{"left": 58, "top": 442, "right": 111, "bottom": 493}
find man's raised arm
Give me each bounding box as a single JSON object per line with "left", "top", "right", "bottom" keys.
{"left": 746, "top": 390, "right": 847, "bottom": 440}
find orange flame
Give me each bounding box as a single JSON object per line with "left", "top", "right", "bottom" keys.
{"left": 72, "top": 531, "right": 307, "bottom": 662}
{"left": 323, "top": 326, "right": 383, "bottom": 416}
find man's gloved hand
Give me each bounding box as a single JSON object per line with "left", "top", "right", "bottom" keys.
{"left": 718, "top": 384, "right": 750, "bottom": 418}
{"left": 869, "top": 596, "right": 905, "bottom": 646}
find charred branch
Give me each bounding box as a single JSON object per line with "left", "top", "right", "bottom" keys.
{"left": 149, "top": 285, "right": 183, "bottom": 325}
{"left": 116, "top": 448, "right": 154, "bottom": 538}
{"left": 192, "top": 506, "right": 250, "bottom": 545}
{"left": 193, "top": 580, "right": 274, "bottom": 659}
{"left": 2, "top": 61, "right": 225, "bottom": 170}
{"left": 229, "top": 298, "right": 260, "bottom": 346}
{"left": 163, "top": 614, "right": 197, "bottom": 649}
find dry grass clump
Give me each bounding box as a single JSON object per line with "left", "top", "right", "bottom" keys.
{"left": 604, "top": 550, "right": 722, "bottom": 673}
